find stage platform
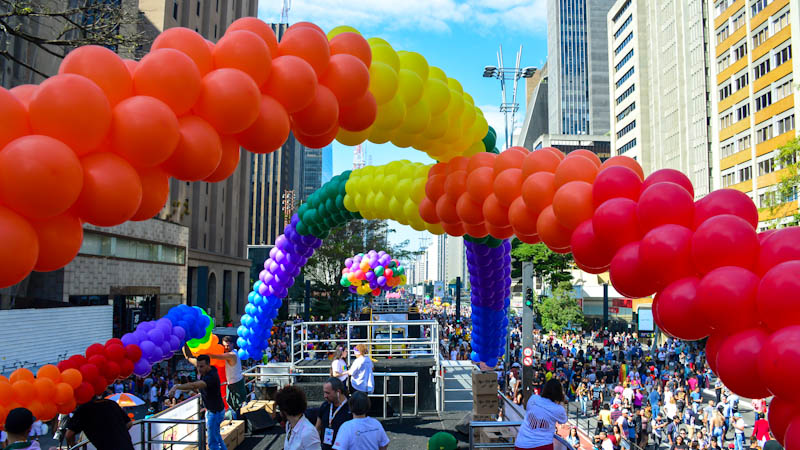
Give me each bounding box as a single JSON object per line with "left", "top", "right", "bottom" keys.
{"left": 293, "top": 356, "right": 436, "bottom": 370}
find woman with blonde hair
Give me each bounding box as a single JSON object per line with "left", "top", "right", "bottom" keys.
{"left": 346, "top": 344, "right": 374, "bottom": 394}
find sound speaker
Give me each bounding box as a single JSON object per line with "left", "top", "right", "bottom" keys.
{"left": 408, "top": 311, "right": 420, "bottom": 338}
{"left": 354, "top": 312, "right": 370, "bottom": 339}
{"left": 243, "top": 408, "right": 276, "bottom": 432}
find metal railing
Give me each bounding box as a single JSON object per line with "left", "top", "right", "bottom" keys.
{"left": 370, "top": 297, "right": 415, "bottom": 312}
{"left": 289, "top": 320, "right": 439, "bottom": 364}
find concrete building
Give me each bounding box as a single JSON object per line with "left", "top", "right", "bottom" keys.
{"left": 709, "top": 0, "right": 798, "bottom": 228}
{"left": 530, "top": 133, "right": 611, "bottom": 159}
{"left": 321, "top": 144, "right": 334, "bottom": 184}
{"left": 607, "top": 0, "right": 714, "bottom": 197}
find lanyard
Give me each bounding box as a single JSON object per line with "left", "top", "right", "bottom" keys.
{"left": 330, "top": 399, "right": 347, "bottom": 423}
{"left": 287, "top": 418, "right": 306, "bottom": 445}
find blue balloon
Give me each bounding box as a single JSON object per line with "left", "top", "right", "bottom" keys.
{"left": 245, "top": 303, "right": 256, "bottom": 315}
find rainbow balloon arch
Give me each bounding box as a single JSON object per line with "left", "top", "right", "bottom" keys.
{"left": 0, "top": 17, "right": 799, "bottom": 446}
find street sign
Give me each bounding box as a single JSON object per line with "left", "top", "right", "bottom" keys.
{"left": 523, "top": 356, "right": 533, "bottom": 367}
{"left": 523, "top": 347, "right": 533, "bottom": 357}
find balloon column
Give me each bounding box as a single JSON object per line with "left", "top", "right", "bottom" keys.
{"left": 341, "top": 250, "right": 407, "bottom": 296}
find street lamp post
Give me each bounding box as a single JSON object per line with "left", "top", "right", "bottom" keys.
{"left": 483, "top": 45, "right": 537, "bottom": 150}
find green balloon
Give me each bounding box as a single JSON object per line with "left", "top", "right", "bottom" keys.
{"left": 340, "top": 278, "right": 350, "bottom": 287}
{"left": 374, "top": 266, "right": 384, "bottom": 276}
{"left": 297, "top": 203, "right": 309, "bottom": 218}
{"left": 295, "top": 221, "right": 310, "bottom": 236}
{"left": 396, "top": 266, "right": 405, "bottom": 275}
{"left": 303, "top": 208, "right": 319, "bottom": 225}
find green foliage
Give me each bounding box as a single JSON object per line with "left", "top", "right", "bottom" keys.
{"left": 535, "top": 281, "right": 584, "bottom": 332}
{"left": 510, "top": 239, "right": 573, "bottom": 289}
{"left": 762, "top": 138, "right": 800, "bottom": 228}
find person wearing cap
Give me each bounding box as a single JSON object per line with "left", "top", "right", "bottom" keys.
{"left": 3, "top": 408, "right": 39, "bottom": 450}
{"left": 733, "top": 412, "right": 746, "bottom": 450}
{"left": 66, "top": 394, "right": 135, "bottom": 450}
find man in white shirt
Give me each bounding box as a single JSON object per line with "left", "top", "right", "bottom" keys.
{"left": 149, "top": 384, "right": 159, "bottom": 411}
{"left": 333, "top": 391, "right": 389, "bottom": 450}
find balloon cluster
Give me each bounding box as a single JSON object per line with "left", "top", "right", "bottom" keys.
{"left": 120, "top": 310, "right": 205, "bottom": 377}
{"left": 334, "top": 34, "right": 489, "bottom": 162}
{"left": 465, "top": 240, "right": 511, "bottom": 366}
{"left": 341, "top": 250, "right": 407, "bottom": 296}
{"left": 237, "top": 294, "right": 282, "bottom": 361}
{"left": 0, "top": 365, "right": 83, "bottom": 425}
{"left": 296, "top": 171, "right": 361, "bottom": 239}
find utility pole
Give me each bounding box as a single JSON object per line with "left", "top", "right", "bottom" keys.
{"left": 521, "top": 261, "right": 535, "bottom": 403}
{"left": 482, "top": 46, "right": 537, "bottom": 150}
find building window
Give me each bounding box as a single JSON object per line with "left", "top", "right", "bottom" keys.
{"left": 732, "top": 12, "right": 746, "bottom": 31}
{"left": 734, "top": 42, "right": 748, "bottom": 61}
{"left": 721, "top": 140, "right": 736, "bottom": 158}
{"left": 716, "top": 25, "right": 730, "bottom": 45}
{"left": 719, "top": 83, "right": 733, "bottom": 101}
{"left": 739, "top": 165, "right": 753, "bottom": 182}
{"left": 722, "top": 171, "right": 736, "bottom": 187}
{"left": 760, "top": 190, "right": 777, "bottom": 207}
{"left": 773, "top": 10, "right": 790, "bottom": 34}
{"left": 753, "top": 26, "right": 769, "bottom": 48}
{"left": 754, "top": 58, "right": 771, "bottom": 79}
{"left": 612, "top": 0, "right": 632, "bottom": 22}
{"left": 216, "top": 0, "right": 219, "bottom": 11}
{"left": 735, "top": 72, "right": 749, "bottom": 91}
{"left": 196, "top": 0, "right": 201, "bottom": 15}
{"left": 214, "top": 24, "right": 218, "bottom": 38}
{"left": 756, "top": 124, "right": 774, "bottom": 143}
{"left": 755, "top": 91, "right": 773, "bottom": 111}
{"left": 173, "top": 0, "right": 178, "bottom": 19}
{"left": 717, "top": 54, "right": 731, "bottom": 73}
{"left": 738, "top": 133, "right": 752, "bottom": 151}
{"left": 752, "top": 0, "right": 771, "bottom": 17}
{"left": 777, "top": 114, "right": 795, "bottom": 134}
{"left": 759, "top": 157, "right": 776, "bottom": 175}
{"left": 715, "top": 0, "right": 730, "bottom": 17}
{"left": 736, "top": 103, "right": 750, "bottom": 121}
{"left": 616, "top": 67, "right": 635, "bottom": 88}
{"left": 615, "top": 33, "right": 633, "bottom": 56}
{"left": 79, "top": 232, "right": 186, "bottom": 265}
{"left": 720, "top": 111, "right": 734, "bottom": 129}
{"left": 614, "top": 15, "right": 633, "bottom": 40}
{"left": 775, "top": 45, "right": 792, "bottom": 67}
{"left": 616, "top": 84, "right": 635, "bottom": 104}
{"left": 615, "top": 50, "right": 634, "bottom": 73}
{"left": 775, "top": 78, "right": 793, "bottom": 101}
{"left": 618, "top": 138, "right": 637, "bottom": 154}
{"left": 616, "top": 102, "right": 636, "bottom": 121}
{"left": 617, "top": 120, "right": 636, "bottom": 139}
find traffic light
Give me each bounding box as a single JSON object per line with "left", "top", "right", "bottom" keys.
{"left": 525, "top": 288, "right": 534, "bottom": 309}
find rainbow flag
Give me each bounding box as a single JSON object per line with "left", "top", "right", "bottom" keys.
{"left": 619, "top": 363, "right": 627, "bottom": 384}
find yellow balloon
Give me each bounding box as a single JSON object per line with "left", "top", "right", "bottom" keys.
{"left": 369, "top": 62, "right": 399, "bottom": 104}
{"left": 464, "top": 140, "right": 485, "bottom": 157}
{"left": 365, "top": 191, "right": 377, "bottom": 211}
{"left": 423, "top": 111, "right": 449, "bottom": 140}
{"left": 327, "top": 25, "right": 360, "bottom": 39}
{"left": 415, "top": 164, "right": 432, "bottom": 178}
{"left": 373, "top": 190, "right": 387, "bottom": 209}
{"left": 447, "top": 88, "right": 465, "bottom": 119}
{"left": 423, "top": 78, "right": 451, "bottom": 115}
{"left": 463, "top": 92, "right": 475, "bottom": 107}
{"left": 410, "top": 178, "right": 426, "bottom": 202}
{"left": 426, "top": 222, "right": 445, "bottom": 235}
{"left": 397, "top": 69, "right": 424, "bottom": 106}
{"left": 385, "top": 160, "right": 405, "bottom": 173}
{"left": 473, "top": 112, "right": 489, "bottom": 141}
{"left": 367, "top": 37, "right": 391, "bottom": 47}
{"left": 409, "top": 218, "right": 427, "bottom": 231}
{"left": 402, "top": 198, "right": 420, "bottom": 220}
{"left": 399, "top": 99, "right": 430, "bottom": 134}
{"left": 336, "top": 127, "right": 370, "bottom": 146}
{"left": 368, "top": 126, "right": 393, "bottom": 144}
{"left": 374, "top": 96, "right": 406, "bottom": 130}
{"left": 442, "top": 117, "right": 462, "bottom": 144}
{"left": 429, "top": 66, "right": 447, "bottom": 82}
{"left": 343, "top": 193, "right": 357, "bottom": 211}
{"left": 370, "top": 44, "right": 400, "bottom": 71}
{"left": 354, "top": 192, "right": 367, "bottom": 211}
{"left": 399, "top": 51, "right": 429, "bottom": 80}
{"left": 447, "top": 78, "right": 463, "bottom": 95}
{"left": 381, "top": 173, "right": 398, "bottom": 196}
{"left": 390, "top": 131, "right": 416, "bottom": 149}
{"left": 394, "top": 178, "right": 412, "bottom": 198}
{"left": 345, "top": 176, "right": 358, "bottom": 195}
{"left": 387, "top": 197, "right": 403, "bottom": 220}
{"left": 460, "top": 104, "right": 476, "bottom": 130}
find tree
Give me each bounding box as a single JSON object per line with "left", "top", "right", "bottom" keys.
{"left": 535, "top": 281, "right": 584, "bottom": 332}
{"left": 510, "top": 239, "right": 573, "bottom": 290}
{"left": 762, "top": 137, "right": 800, "bottom": 228}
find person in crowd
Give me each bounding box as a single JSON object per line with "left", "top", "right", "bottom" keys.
{"left": 734, "top": 412, "right": 747, "bottom": 450}
{"left": 276, "top": 385, "right": 321, "bottom": 450}
{"left": 315, "top": 377, "right": 353, "bottom": 450}
{"left": 567, "top": 427, "right": 580, "bottom": 448}
{"left": 753, "top": 413, "right": 770, "bottom": 448}
{"left": 331, "top": 348, "right": 349, "bottom": 385}
{"left": 514, "top": 379, "right": 568, "bottom": 450}
{"left": 207, "top": 336, "right": 247, "bottom": 418}
{"left": 346, "top": 344, "right": 374, "bottom": 395}
{"left": 169, "top": 353, "right": 227, "bottom": 450}
{"left": 3, "top": 408, "right": 40, "bottom": 450}
{"left": 66, "top": 394, "right": 135, "bottom": 450}
{"left": 332, "top": 391, "right": 389, "bottom": 450}
{"left": 672, "top": 434, "right": 689, "bottom": 450}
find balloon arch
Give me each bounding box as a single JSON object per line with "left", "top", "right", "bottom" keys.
{"left": 0, "top": 17, "right": 799, "bottom": 446}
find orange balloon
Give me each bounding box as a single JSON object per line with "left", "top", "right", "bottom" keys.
{"left": 466, "top": 152, "right": 496, "bottom": 173}
{"left": 536, "top": 206, "right": 572, "bottom": 251}
{"left": 521, "top": 171, "right": 556, "bottom": 215}
{"left": 12, "top": 380, "right": 35, "bottom": 404}
{"left": 329, "top": 32, "right": 372, "bottom": 67}
{"left": 60, "top": 369, "right": 82, "bottom": 389}
{"left": 54, "top": 383, "right": 73, "bottom": 405}
{"left": 567, "top": 149, "right": 601, "bottom": 167}
{"left": 30, "top": 212, "right": 83, "bottom": 272}
{"left": 486, "top": 223, "right": 514, "bottom": 240}
{"left": 213, "top": 30, "right": 272, "bottom": 86}
{"left": 294, "top": 124, "right": 338, "bottom": 149}
{"left": 205, "top": 136, "right": 241, "bottom": 182}
{"left": 435, "top": 194, "right": 460, "bottom": 224}
{"left": 444, "top": 170, "right": 468, "bottom": 198}
{"left": 425, "top": 174, "right": 447, "bottom": 201}
{"left": 320, "top": 54, "right": 370, "bottom": 104}
{"left": 36, "top": 365, "right": 61, "bottom": 384}
{"left": 0, "top": 135, "right": 84, "bottom": 219}
{"left": 552, "top": 181, "right": 594, "bottom": 230}
{"left": 554, "top": 155, "right": 598, "bottom": 189}
{"left": 110, "top": 96, "right": 180, "bottom": 167}
{"left": 162, "top": 116, "right": 223, "bottom": 181}
{"left": 37, "top": 401, "right": 58, "bottom": 421}
{"left": 509, "top": 196, "right": 540, "bottom": 235}
{"left": 289, "top": 21, "right": 326, "bottom": 35}
{"left": 494, "top": 147, "right": 528, "bottom": 175}
{"left": 133, "top": 48, "right": 202, "bottom": 116}
{"left": 151, "top": 27, "right": 213, "bottom": 75}
{"left": 194, "top": 68, "right": 261, "bottom": 135}
{"left": 262, "top": 56, "right": 318, "bottom": 113}
{"left": 517, "top": 233, "right": 541, "bottom": 244}
{"left": 291, "top": 85, "right": 339, "bottom": 136}
{"left": 0, "top": 378, "right": 12, "bottom": 404}
{"left": 0, "top": 206, "right": 38, "bottom": 288}
{"left": 482, "top": 194, "right": 510, "bottom": 227}
{"left": 418, "top": 196, "right": 440, "bottom": 224}
{"left": 522, "top": 149, "right": 561, "bottom": 176}
{"left": 227, "top": 17, "right": 279, "bottom": 55}
{"left": 541, "top": 146, "right": 565, "bottom": 160}
{"left": 466, "top": 167, "right": 495, "bottom": 202}
{"left": 74, "top": 152, "right": 143, "bottom": 226}
{"left": 338, "top": 91, "right": 377, "bottom": 132}
{"left": 10, "top": 369, "right": 34, "bottom": 384}
{"left": 57, "top": 398, "right": 76, "bottom": 415}
{"left": 9, "top": 85, "right": 37, "bottom": 109}
{"left": 0, "top": 87, "right": 30, "bottom": 149}
{"left": 441, "top": 221, "right": 466, "bottom": 236}
{"left": 122, "top": 59, "right": 137, "bottom": 76}
{"left": 493, "top": 168, "right": 524, "bottom": 206}
{"left": 235, "top": 95, "right": 290, "bottom": 154}
{"left": 456, "top": 193, "right": 484, "bottom": 225}
{"left": 34, "top": 377, "right": 56, "bottom": 403}
{"left": 446, "top": 157, "right": 469, "bottom": 174}
{"left": 28, "top": 74, "right": 112, "bottom": 154}
{"left": 130, "top": 166, "right": 169, "bottom": 221}
{"left": 278, "top": 26, "right": 331, "bottom": 76}
{"left": 600, "top": 155, "right": 644, "bottom": 180}
{"left": 59, "top": 45, "right": 132, "bottom": 106}
{"left": 429, "top": 162, "right": 447, "bottom": 177}
{"left": 463, "top": 222, "right": 489, "bottom": 238}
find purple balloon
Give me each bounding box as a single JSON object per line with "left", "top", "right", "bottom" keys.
{"left": 369, "top": 280, "right": 378, "bottom": 289}
{"left": 172, "top": 326, "right": 186, "bottom": 342}
{"left": 121, "top": 333, "right": 139, "bottom": 347}
{"left": 133, "top": 359, "right": 151, "bottom": 377}
{"left": 139, "top": 340, "right": 156, "bottom": 359}
{"left": 275, "top": 235, "right": 292, "bottom": 252}
{"left": 137, "top": 321, "right": 155, "bottom": 333}
{"left": 365, "top": 271, "right": 375, "bottom": 281}
{"left": 285, "top": 226, "right": 299, "bottom": 243}
{"left": 349, "top": 286, "right": 358, "bottom": 293}
{"left": 267, "top": 260, "right": 279, "bottom": 273}
{"left": 345, "top": 258, "right": 353, "bottom": 267}
{"left": 148, "top": 345, "right": 164, "bottom": 364}
{"left": 377, "top": 276, "right": 386, "bottom": 286}
{"left": 290, "top": 214, "right": 299, "bottom": 227}
{"left": 269, "top": 246, "right": 279, "bottom": 260}
{"left": 297, "top": 245, "right": 314, "bottom": 258}
{"left": 147, "top": 328, "right": 165, "bottom": 344}
{"left": 274, "top": 251, "right": 286, "bottom": 265}
{"left": 309, "top": 237, "right": 322, "bottom": 249}
{"left": 298, "top": 233, "right": 317, "bottom": 246}
{"left": 160, "top": 340, "right": 172, "bottom": 355}
{"left": 262, "top": 272, "right": 274, "bottom": 286}
{"left": 258, "top": 283, "right": 268, "bottom": 296}
{"left": 156, "top": 317, "right": 173, "bottom": 332}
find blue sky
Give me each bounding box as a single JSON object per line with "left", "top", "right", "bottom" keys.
{"left": 258, "top": 1, "right": 549, "bottom": 250}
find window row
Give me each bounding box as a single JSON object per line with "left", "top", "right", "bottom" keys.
{"left": 615, "top": 50, "right": 634, "bottom": 73}
{"left": 616, "top": 102, "right": 636, "bottom": 122}
{"left": 755, "top": 113, "right": 795, "bottom": 144}
{"left": 721, "top": 164, "right": 753, "bottom": 187}
{"left": 617, "top": 120, "right": 636, "bottom": 139}
{"left": 734, "top": 42, "right": 748, "bottom": 62}
{"left": 759, "top": 185, "right": 798, "bottom": 209}
{"left": 752, "top": 0, "right": 772, "bottom": 17}
{"left": 723, "top": 133, "right": 753, "bottom": 159}
{"left": 618, "top": 138, "right": 637, "bottom": 155}
{"left": 717, "top": 25, "right": 730, "bottom": 45}
{"left": 616, "top": 67, "right": 635, "bottom": 88}
{"left": 616, "top": 84, "right": 635, "bottom": 104}
{"left": 80, "top": 232, "right": 187, "bottom": 265}
{"left": 615, "top": 33, "right": 633, "bottom": 56}
{"left": 612, "top": 0, "right": 631, "bottom": 23}
{"left": 753, "top": 8, "right": 791, "bottom": 50}
{"left": 614, "top": 15, "right": 632, "bottom": 40}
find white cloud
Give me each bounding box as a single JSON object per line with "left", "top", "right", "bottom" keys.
{"left": 258, "top": 0, "right": 547, "bottom": 35}
{"left": 478, "top": 104, "right": 507, "bottom": 150}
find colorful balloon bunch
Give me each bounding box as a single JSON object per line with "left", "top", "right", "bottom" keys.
{"left": 340, "top": 250, "right": 407, "bottom": 296}
{"left": 465, "top": 239, "right": 511, "bottom": 367}
{"left": 121, "top": 310, "right": 206, "bottom": 376}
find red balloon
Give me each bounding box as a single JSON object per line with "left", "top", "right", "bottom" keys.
{"left": 653, "top": 277, "right": 710, "bottom": 341}
{"left": 522, "top": 149, "right": 561, "bottom": 176}
{"left": 463, "top": 222, "right": 489, "bottom": 238}
{"left": 261, "top": 56, "right": 318, "bottom": 113}
{"left": 609, "top": 241, "right": 659, "bottom": 298}
{"left": 10, "top": 84, "right": 38, "bottom": 109}
{"left": 213, "top": 30, "right": 272, "bottom": 86}
{"left": 508, "top": 196, "right": 540, "bottom": 236}
{"left": 161, "top": 116, "right": 223, "bottom": 181}
{"left": 536, "top": 206, "right": 572, "bottom": 251}
{"left": 443, "top": 170, "right": 467, "bottom": 198}
{"left": 320, "top": 54, "right": 370, "bottom": 104}
{"left": 768, "top": 396, "right": 800, "bottom": 445}
{"left": 87, "top": 354, "right": 107, "bottom": 370}
{"left": 482, "top": 194, "right": 510, "bottom": 228}
{"left": 637, "top": 182, "right": 694, "bottom": 232}
{"left": 125, "top": 344, "right": 142, "bottom": 363}
{"left": 592, "top": 166, "right": 642, "bottom": 207}
{"left": 552, "top": 181, "right": 594, "bottom": 230}
{"left": 570, "top": 220, "right": 614, "bottom": 271}
{"left": 74, "top": 382, "right": 94, "bottom": 404}
{"left": 151, "top": 27, "right": 213, "bottom": 75}
{"left": 226, "top": 17, "right": 279, "bottom": 56}
{"left": 693, "top": 189, "right": 758, "bottom": 229}
{"left": 133, "top": 48, "right": 202, "bottom": 116}
{"left": 642, "top": 168, "right": 694, "bottom": 198}
{"left": 130, "top": 166, "right": 169, "bottom": 221}
{"left": 0, "top": 135, "right": 84, "bottom": 219}
{"left": 91, "top": 377, "right": 107, "bottom": 396}
{"left": 338, "top": 91, "right": 377, "bottom": 132}
{"left": 102, "top": 360, "right": 120, "bottom": 382}
{"left": 110, "top": 96, "right": 180, "bottom": 167}
{"left": 78, "top": 363, "right": 99, "bottom": 382}
{"left": 30, "top": 212, "right": 83, "bottom": 272}
{"left": 554, "top": 155, "right": 598, "bottom": 188}
{"left": 104, "top": 343, "right": 125, "bottom": 362}
{"left": 0, "top": 87, "right": 30, "bottom": 150}
{"left": 235, "top": 95, "right": 290, "bottom": 154}
{"left": 68, "top": 354, "right": 88, "bottom": 368}
{"left": 757, "top": 227, "right": 800, "bottom": 275}
{"left": 418, "top": 197, "right": 439, "bottom": 224}
{"left": 493, "top": 168, "right": 524, "bottom": 206}
{"left": 485, "top": 223, "right": 514, "bottom": 240}
{"left": 759, "top": 229, "right": 777, "bottom": 244}
{"left": 204, "top": 136, "right": 240, "bottom": 183}
{"left": 696, "top": 266, "right": 760, "bottom": 332}
{"left": 639, "top": 224, "right": 694, "bottom": 289}
{"left": 56, "top": 360, "right": 77, "bottom": 372}
{"left": 757, "top": 261, "right": 800, "bottom": 331}
{"left": 74, "top": 152, "right": 143, "bottom": 227}
{"left": 425, "top": 174, "right": 447, "bottom": 202}
{"left": 600, "top": 155, "right": 644, "bottom": 180}
{"left": 118, "top": 358, "right": 134, "bottom": 378}
{"left": 446, "top": 157, "right": 469, "bottom": 175}
{"left": 278, "top": 26, "right": 330, "bottom": 76}
{"left": 466, "top": 167, "right": 495, "bottom": 203}
{"left": 441, "top": 221, "right": 466, "bottom": 237}
{"left": 293, "top": 123, "right": 338, "bottom": 149}
{"left": 760, "top": 326, "right": 800, "bottom": 402}
{"left": 291, "top": 85, "right": 339, "bottom": 137}
{"left": 0, "top": 206, "right": 38, "bottom": 288}
{"left": 715, "top": 328, "right": 771, "bottom": 399}
{"left": 59, "top": 45, "right": 133, "bottom": 106}
{"left": 329, "top": 32, "right": 372, "bottom": 67}
{"left": 435, "top": 194, "right": 460, "bottom": 224}
{"left": 592, "top": 198, "right": 641, "bottom": 252}
{"left": 493, "top": 147, "right": 527, "bottom": 176}
{"left": 521, "top": 172, "right": 556, "bottom": 215}
{"left": 466, "top": 152, "right": 496, "bottom": 173}
{"left": 704, "top": 332, "right": 725, "bottom": 373}
{"left": 691, "top": 214, "right": 759, "bottom": 274}
{"left": 122, "top": 59, "right": 137, "bottom": 76}
{"left": 86, "top": 343, "right": 105, "bottom": 358}
{"left": 194, "top": 68, "right": 261, "bottom": 134}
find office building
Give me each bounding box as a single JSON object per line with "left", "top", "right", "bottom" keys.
{"left": 321, "top": 144, "right": 333, "bottom": 184}
{"left": 710, "top": 0, "right": 798, "bottom": 227}
{"left": 607, "top": 0, "right": 714, "bottom": 197}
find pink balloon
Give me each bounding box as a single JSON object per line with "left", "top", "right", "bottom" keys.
{"left": 642, "top": 168, "right": 694, "bottom": 197}
{"left": 609, "top": 241, "right": 659, "bottom": 298}
{"left": 696, "top": 266, "right": 760, "bottom": 332}
{"left": 693, "top": 189, "right": 758, "bottom": 229}
{"left": 768, "top": 396, "right": 800, "bottom": 445}
{"left": 757, "top": 261, "right": 800, "bottom": 331}
{"left": 592, "top": 198, "right": 641, "bottom": 252}
{"left": 784, "top": 417, "right": 800, "bottom": 450}
{"left": 715, "top": 328, "right": 771, "bottom": 399}
{"left": 653, "top": 277, "right": 710, "bottom": 341}
{"left": 691, "top": 214, "right": 759, "bottom": 274}
{"left": 757, "top": 227, "right": 800, "bottom": 275}
{"left": 760, "top": 325, "right": 800, "bottom": 402}
{"left": 637, "top": 182, "right": 694, "bottom": 232}
{"left": 592, "top": 166, "right": 642, "bottom": 207}
{"left": 704, "top": 332, "right": 725, "bottom": 374}
{"left": 639, "top": 224, "right": 694, "bottom": 290}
